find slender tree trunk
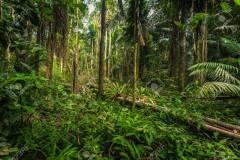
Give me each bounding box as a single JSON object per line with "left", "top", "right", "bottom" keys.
{"left": 36, "top": 18, "right": 46, "bottom": 73}
{"left": 90, "top": 39, "right": 94, "bottom": 71}
{"left": 169, "top": 20, "right": 179, "bottom": 78}
{"left": 133, "top": 0, "right": 140, "bottom": 108}
{"left": 72, "top": 36, "right": 79, "bottom": 93}
{"left": 117, "top": 0, "right": 125, "bottom": 17}
{"left": 178, "top": 27, "right": 187, "bottom": 91}
{"left": 0, "top": 0, "right": 3, "bottom": 20}
{"left": 2, "top": 6, "right": 11, "bottom": 72}
{"left": 177, "top": 0, "right": 189, "bottom": 91}
{"left": 3, "top": 44, "right": 10, "bottom": 72}
{"left": 106, "top": 29, "right": 111, "bottom": 77}
{"left": 27, "top": 21, "right": 33, "bottom": 41}
{"left": 169, "top": 0, "right": 180, "bottom": 81}
{"left": 47, "top": 23, "right": 54, "bottom": 80}
{"left": 95, "top": 37, "right": 99, "bottom": 70}
{"left": 92, "top": 39, "right": 96, "bottom": 70}
{"left": 203, "top": 1, "right": 208, "bottom": 62}
{"left": 193, "top": 0, "right": 208, "bottom": 84}
{"left": 133, "top": 42, "right": 138, "bottom": 108}
{"left": 98, "top": 0, "right": 106, "bottom": 97}
{"left": 104, "top": 30, "right": 108, "bottom": 77}
{"left": 0, "top": 0, "right": 3, "bottom": 72}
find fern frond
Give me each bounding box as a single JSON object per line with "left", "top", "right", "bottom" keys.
{"left": 213, "top": 25, "right": 239, "bottom": 33}
{"left": 199, "top": 82, "right": 240, "bottom": 97}
{"left": 189, "top": 62, "right": 239, "bottom": 74}
{"left": 213, "top": 67, "right": 240, "bottom": 84}
{"left": 190, "top": 62, "right": 240, "bottom": 97}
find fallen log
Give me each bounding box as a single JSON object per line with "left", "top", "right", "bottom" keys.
{"left": 116, "top": 96, "right": 170, "bottom": 112}
{"left": 204, "top": 117, "right": 240, "bottom": 132}
{"left": 115, "top": 95, "right": 240, "bottom": 139}
{"left": 203, "top": 123, "right": 240, "bottom": 139}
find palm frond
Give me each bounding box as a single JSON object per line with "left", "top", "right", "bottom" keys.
{"left": 189, "top": 62, "right": 239, "bottom": 74}
{"left": 213, "top": 67, "right": 240, "bottom": 84}
{"left": 199, "top": 82, "right": 240, "bottom": 97}
{"left": 213, "top": 25, "right": 239, "bottom": 33}
{"left": 189, "top": 62, "right": 240, "bottom": 97}
{"left": 190, "top": 66, "right": 240, "bottom": 85}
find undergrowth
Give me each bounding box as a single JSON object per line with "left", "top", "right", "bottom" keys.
{"left": 0, "top": 74, "right": 239, "bottom": 159}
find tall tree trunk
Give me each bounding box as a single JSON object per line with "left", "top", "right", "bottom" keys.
{"left": 193, "top": 0, "right": 208, "bottom": 84}
{"left": 0, "top": 0, "right": 3, "bottom": 20}
{"left": 178, "top": 1, "right": 189, "bottom": 91}
{"left": 72, "top": 36, "right": 79, "bottom": 93}
{"left": 90, "top": 39, "right": 94, "bottom": 71}
{"left": 118, "top": 0, "right": 125, "bottom": 17}
{"left": 46, "top": 23, "right": 54, "bottom": 80}
{"left": 0, "top": 0, "right": 3, "bottom": 72}
{"left": 95, "top": 36, "right": 99, "bottom": 70}
{"left": 104, "top": 30, "right": 108, "bottom": 77}
{"left": 106, "top": 29, "right": 111, "bottom": 78}
{"left": 133, "top": 0, "right": 140, "bottom": 108}
{"left": 98, "top": 0, "right": 106, "bottom": 97}
{"left": 36, "top": 18, "right": 46, "bottom": 74}
{"left": 2, "top": 6, "right": 11, "bottom": 72}
{"left": 178, "top": 27, "right": 187, "bottom": 91}
{"left": 169, "top": 24, "right": 179, "bottom": 78}
{"left": 169, "top": 2, "right": 180, "bottom": 79}
{"left": 27, "top": 21, "right": 33, "bottom": 41}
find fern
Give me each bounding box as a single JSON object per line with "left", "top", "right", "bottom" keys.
{"left": 189, "top": 62, "right": 239, "bottom": 74}
{"left": 200, "top": 82, "right": 240, "bottom": 97}
{"left": 189, "top": 62, "right": 240, "bottom": 97}
{"left": 213, "top": 25, "right": 239, "bottom": 33}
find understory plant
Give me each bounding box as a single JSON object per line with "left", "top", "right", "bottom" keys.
{"left": 189, "top": 62, "right": 240, "bottom": 97}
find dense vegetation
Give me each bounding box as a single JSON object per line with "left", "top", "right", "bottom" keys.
{"left": 0, "top": 0, "right": 239, "bottom": 159}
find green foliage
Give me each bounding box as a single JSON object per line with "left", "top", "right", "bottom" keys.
{"left": 0, "top": 137, "right": 18, "bottom": 159}
{"left": 191, "top": 13, "right": 208, "bottom": 28}
{"left": 0, "top": 74, "right": 240, "bottom": 159}
{"left": 220, "top": 2, "right": 232, "bottom": 12}
{"left": 189, "top": 62, "right": 240, "bottom": 97}
{"left": 234, "top": 0, "right": 240, "bottom": 6}
{"left": 1, "top": 0, "right": 240, "bottom": 160}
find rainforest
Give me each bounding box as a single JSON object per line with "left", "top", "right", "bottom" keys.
{"left": 0, "top": 0, "right": 240, "bottom": 159}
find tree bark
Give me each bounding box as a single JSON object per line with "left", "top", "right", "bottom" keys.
{"left": 0, "top": 0, "right": 3, "bottom": 20}
{"left": 169, "top": 0, "right": 181, "bottom": 83}
{"left": 104, "top": 30, "right": 108, "bottom": 77}
{"left": 36, "top": 16, "right": 46, "bottom": 74}
{"left": 98, "top": 0, "right": 106, "bottom": 97}
{"left": 178, "top": 1, "right": 190, "bottom": 91}
{"left": 72, "top": 37, "right": 79, "bottom": 93}
{"left": 193, "top": 0, "right": 208, "bottom": 84}
{"left": 169, "top": 1, "right": 180, "bottom": 79}
{"left": 106, "top": 30, "right": 111, "bottom": 78}
{"left": 133, "top": 0, "right": 140, "bottom": 108}
{"left": 46, "top": 23, "right": 54, "bottom": 80}
{"left": 117, "top": 0, "right": 125, "bottom": 17}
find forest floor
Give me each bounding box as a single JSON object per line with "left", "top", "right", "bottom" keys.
{"left": 1, "top": 77, "right": 240, "bottom": 159}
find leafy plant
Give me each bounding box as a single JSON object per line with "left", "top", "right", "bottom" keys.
{"left": 189, "top": 62, "right": 240, "bottom": 97}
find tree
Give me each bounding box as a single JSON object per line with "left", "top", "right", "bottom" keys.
{"left": 169, "top": 0, "right": 191, "bottom": 91}
{"left": 169, "top": 0, "right": 180, "bottom": 79}
{"left": 192, "top": 0, "right": 208, "bottom": 84}
{"left": 0, "top": 0, "right": 2, "bottom": 20}
{"left": 98, "top": 0, "right": 107, "bottom": 97}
